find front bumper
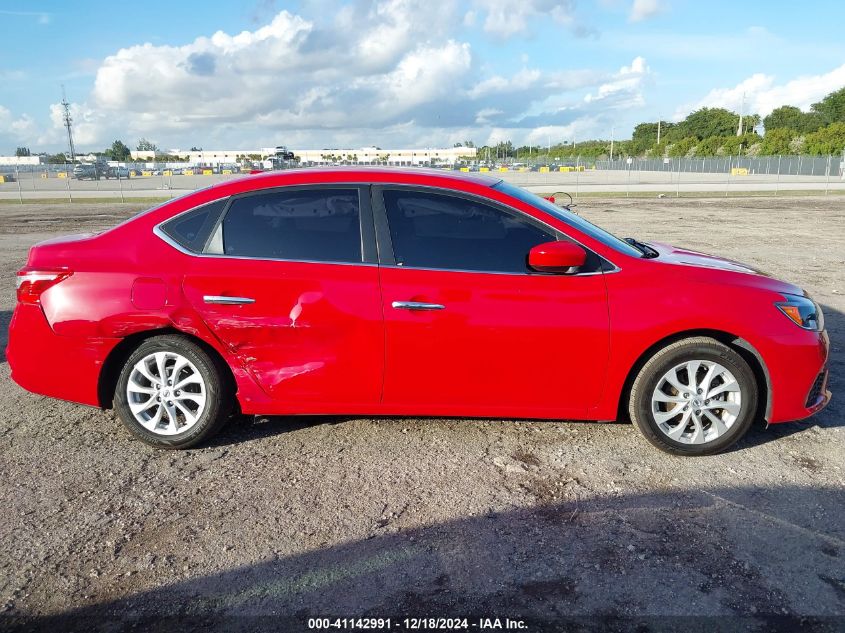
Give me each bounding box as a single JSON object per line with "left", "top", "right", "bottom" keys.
{"left": 765, "top": 328, "right": 831, "bottom": 423}
{"left": 804, "top": 366, "right": 831, "bottom": 411}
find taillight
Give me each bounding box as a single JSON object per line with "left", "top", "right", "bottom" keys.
{"left": 16, "top": 270, "right": 72, "bottom": 305}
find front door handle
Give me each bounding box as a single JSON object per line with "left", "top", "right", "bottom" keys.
{"left": 391, "top": 301, "right": 445, "bottom": 311}
{"left": 203, "top": 295, "right": 255, "bottom": 305}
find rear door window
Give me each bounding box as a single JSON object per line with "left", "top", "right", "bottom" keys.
{"left": 220, "top": 188, "right": 362, "bottom": 263}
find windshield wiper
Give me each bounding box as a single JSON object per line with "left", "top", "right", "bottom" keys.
{"left": 624, "top": 237, "right": 659, "bottom": 258}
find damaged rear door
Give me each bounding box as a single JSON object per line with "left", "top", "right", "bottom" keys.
{"left": 181, "top": 185, "right": 384, "bottom": 410}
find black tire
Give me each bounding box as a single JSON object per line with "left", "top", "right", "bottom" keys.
{"left": 114, "top": 334, "right": 233, "bottom": 449}
{"left": 628, "top": 336, "right": 759, "bottom": 456}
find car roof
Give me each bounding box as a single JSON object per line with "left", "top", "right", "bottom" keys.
{"left": 230, "top": 166, "right": 502, "bottom": 188}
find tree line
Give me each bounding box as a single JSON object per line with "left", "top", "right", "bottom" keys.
{"left": 474, "top": 87, "right": 845, "bottom": 161}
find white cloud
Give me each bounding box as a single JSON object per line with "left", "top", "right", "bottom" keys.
{"left": 44, "top": 101, "right": 106, "bottom": 146}
{"left": 674, "top": 62, "right": 845, "bottom": 120}
{"left": 475, "top": 108, "right": 505, "bottom": 124}
{"left": 0, "top": 10, "right": 51, "bottom": 25}
{"left": 0, "top": 106, "right": 38, "bottom": 145}
{"left": 1, "top": 2, "right": 646, "bottom": 151}
{"left": 475, "top": 0, "right": 589, "bottom": 38}
{"left": 629, "top": 0, "right": 664, "bottom": 22}
{"left": 525, "top": 124, "right": 577, "bottom": 145}
{"left": 584, "top": 56, "right": 651, "bottom": 106}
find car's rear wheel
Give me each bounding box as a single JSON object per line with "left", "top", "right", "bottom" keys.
{"left": 628, "top": 337, "right": 758, "bottom": 456}
{"left": 114, "top": 335, "right": 233, "bottom": 449}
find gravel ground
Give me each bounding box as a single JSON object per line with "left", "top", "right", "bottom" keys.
{"left": 0, "top": 197, "right": 843, "bottom": 632}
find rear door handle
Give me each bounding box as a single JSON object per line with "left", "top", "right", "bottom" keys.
{"left": 203, "top": 295, "right": 255, "bottom": 305}
{"left": 391, "top": 301, "right": 445, "bottom": 311}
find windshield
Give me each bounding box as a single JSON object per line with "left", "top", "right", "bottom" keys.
{"left": 493, "top": 181, "right": 644, "bottom": 258}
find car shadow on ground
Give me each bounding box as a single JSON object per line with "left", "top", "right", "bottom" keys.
{"left": 8, "top": 484, "right": 844, "bottom": 632}
{"left": 208, "top": 301, "right": 843, "bottom": 454}
{"left": 0, "top": 309, "right": 12, "bottom": 363}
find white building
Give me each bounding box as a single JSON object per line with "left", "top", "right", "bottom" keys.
{"left": 130, "top": 146, "right": 477, "bottom": 166}
{"left": 0, "top": 155, "right": 45, "bottom": 166}
{"left": 294, "top": 146, "right": 477, "bottom": 166}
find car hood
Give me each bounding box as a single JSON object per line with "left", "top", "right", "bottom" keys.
{"left": 645, "top": 241, "right": 804, "bottom": 296}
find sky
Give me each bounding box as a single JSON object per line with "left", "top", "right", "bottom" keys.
{"left": 1, "top": 0, "right": 845, "bottom": 153}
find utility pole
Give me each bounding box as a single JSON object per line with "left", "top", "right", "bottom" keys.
{"left": 610, "top": 126, "right": 615, "bottom": 161}
{"left": 657, "top": 119, "right": 661, "bottom": 145}
{"left": 737, "top": 92, "right": 745, "bottom": 136}
{"left": 61, "top": 86, "right": 76, "bottom": 162}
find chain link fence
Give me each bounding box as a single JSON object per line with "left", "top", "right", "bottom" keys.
{"left": 595, "top": 155, "right": 842, "bottom": 177}
{"left": 1, "top": 155, "right": 844, "bottom": 202}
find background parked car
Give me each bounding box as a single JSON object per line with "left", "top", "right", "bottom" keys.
{"left": 72, "top": 164, "right": 104, "bottom": 180}
{"left": 104, "top": 166, "right": 131, "bottom": 179}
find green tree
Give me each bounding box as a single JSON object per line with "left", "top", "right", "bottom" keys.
{"left": 728, "top": 131, "right": 762, "bottom": 155}
{"left": 630, "top": 122, "right": 675, "bottom": 155}
{"left": 763, "top": 106, "right": 822, "bottom": 134}
{"left": 739, "top": 114, "right": 761, "bottom": 135}
{"left": 46, "top": 153, "right": 67, "bottom": 164}
{"left": 804, "top": 122, "right": 845, "bottom": 155}
{"left": 668, "top": 137, "right": 698, "bottom": 157}
{"left": 107, "top": 139, "right": 132, "bottom": 161}
{"left": 718, "top": 136, "right": 742, "bottom": 155}
{"left": 810, "top": 87, "right": 845, "bottom": 125}
{"left": 695, "top": 135, "right": 722, "bottom": 157}
{"left": 677, "top": 108, "right": 739, "bottom": 139}
{"left": 136, "top": 138, "right": 159, "bottom": 152}
{"left": 759, "top": 128, "right": 794, "bottom": 155}
{"left": 15, "top": 146, "right": 31, "bottom": 157}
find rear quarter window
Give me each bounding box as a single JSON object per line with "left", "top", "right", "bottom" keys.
{"left": 159, "top": 198, "right": 228, "bottom": 253}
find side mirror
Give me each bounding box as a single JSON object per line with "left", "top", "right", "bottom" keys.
{"left": 528, "top": 241, "right": 587, "bottom": 274}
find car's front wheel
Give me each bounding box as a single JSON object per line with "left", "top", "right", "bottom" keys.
{"left": 628, "top": 337, "right": 759, "bottom": 456}
{"left": 114, "top": 335, "right": 233, "bottom": 449}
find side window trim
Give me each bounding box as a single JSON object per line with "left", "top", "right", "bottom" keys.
{"left": 200, "top": 184, "right": 377, "bottom": 265}
{"left": 371, "top": 184, "right": 607, "bottom": 275}
{"left": 371, "top": 185, "right": 396, "bottom": 266}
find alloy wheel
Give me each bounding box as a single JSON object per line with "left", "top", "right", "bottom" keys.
{"left": 125, "top": 351, "right": 207, "bottom": 436}
{"left": 650, "top": 360, "right": 742, "bottom": 445}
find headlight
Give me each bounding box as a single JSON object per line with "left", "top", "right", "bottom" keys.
{"left": 775, "top": 293, "right": 824, "bottom": 331}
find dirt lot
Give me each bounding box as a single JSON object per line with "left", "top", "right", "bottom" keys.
{"left": 0, "top": 196, "right": 843, "bottom": 631}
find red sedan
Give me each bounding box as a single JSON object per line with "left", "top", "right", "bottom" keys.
{"left": 7, "top": 168, "right": 830, "bottom": 455}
